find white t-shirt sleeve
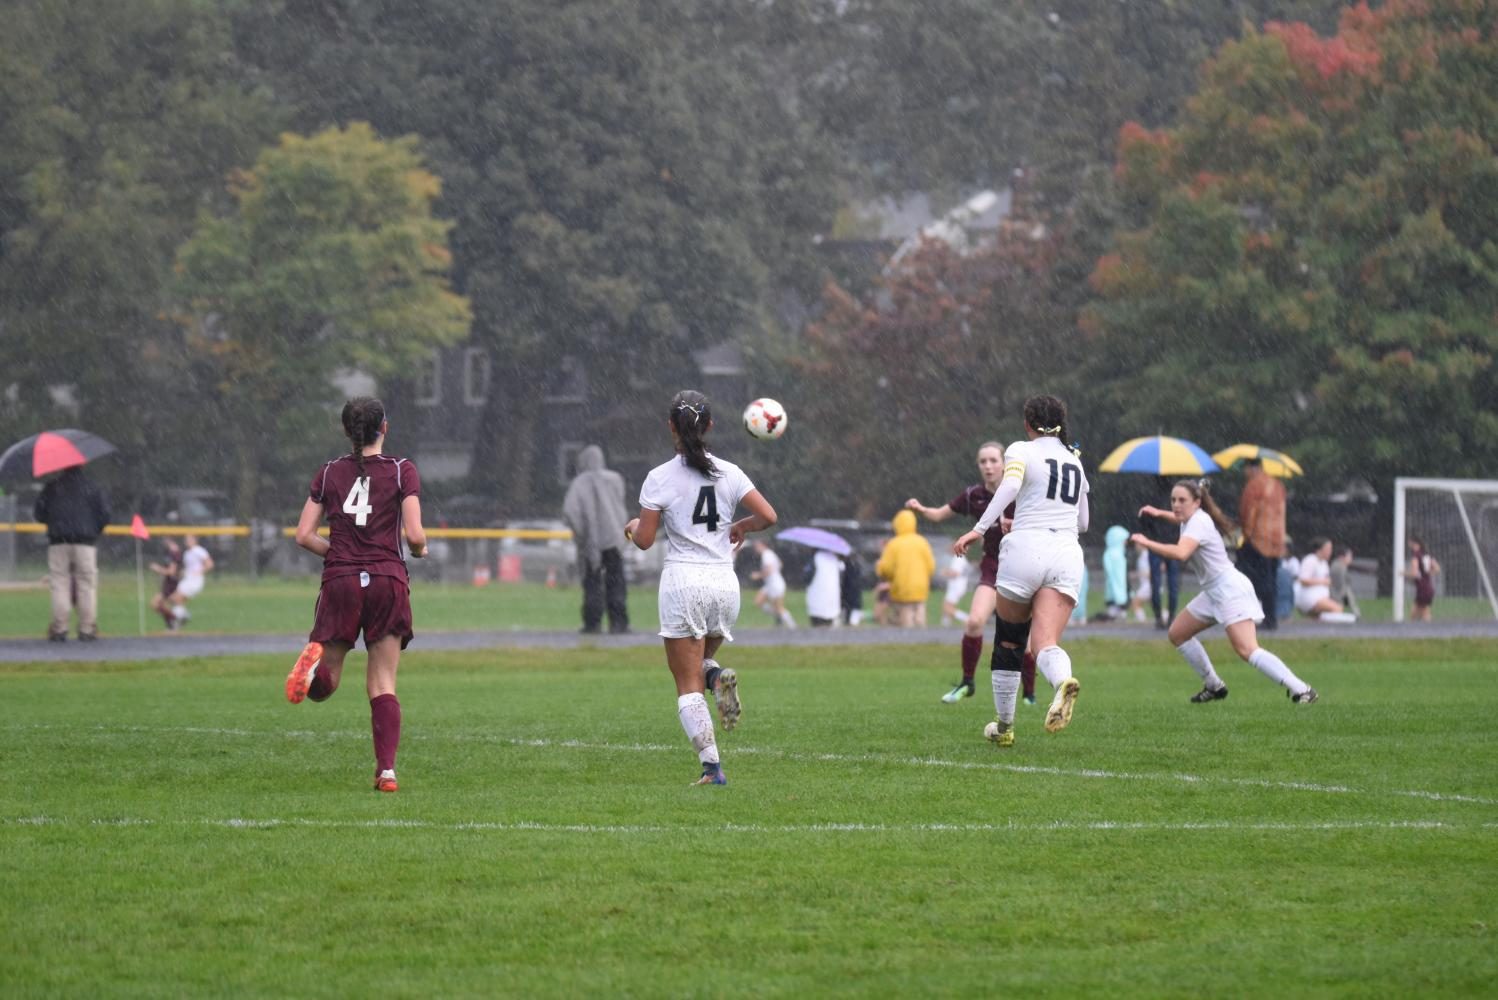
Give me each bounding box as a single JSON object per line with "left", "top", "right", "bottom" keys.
{"left": 973, "top": 441, "right": 1027, "bottom": 535}
{"left": 728, "top": 463, "right": 755, "bottom": 509}
{"left": 1180, "top": 510, "right": 1216, "bottom": 548}
{"left": 638, "top": 466, "right": 671, "bottom": 511}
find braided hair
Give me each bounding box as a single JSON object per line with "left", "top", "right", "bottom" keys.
{"left": 669, "top": 389, "right": 719, "bottom": 479}
{"left": 1175, "top": 478, "right": 1236, "bottom": 537}
{"left": 1023, "top": 394, "right": 1077, "bottom": 455}
{"left": 341, "top": 397, "right": 386, "bottom": 478}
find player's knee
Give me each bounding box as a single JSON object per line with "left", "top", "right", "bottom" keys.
{"left": 994, "top": 616, "right": 1030, "bottom": 650}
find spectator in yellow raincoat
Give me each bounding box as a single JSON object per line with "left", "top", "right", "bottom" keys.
{"left": 876, "top": 509, "right": 936, "bottom": 627}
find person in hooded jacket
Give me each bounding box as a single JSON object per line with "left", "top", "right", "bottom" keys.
{"left": 563, "top": 444, "right": 631, "bottom": 634}
{"left": 876, "top": 508, "right": 936, "bottom": 627}
{"left": 1095, "top": 525, "right": 1131, "bottom": 621}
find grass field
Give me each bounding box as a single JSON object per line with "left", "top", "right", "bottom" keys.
{"left": 2, "top": 571, "right": 1492, "bottom": 640}
{"left": 2, "top": 638, "right": 1496, "bottom": 996}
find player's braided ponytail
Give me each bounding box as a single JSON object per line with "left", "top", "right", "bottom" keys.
{"left": 1023, "top": 395, "right": 1076, "bottom": 454}
{"left": 341, "top": 397, "right": 386, "bottom": 478}
{"left": 669, "top": 389, "right": 720, "bottom": 479}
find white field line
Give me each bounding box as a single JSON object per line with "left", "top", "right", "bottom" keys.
{"left": 4, "top": 815, "right": 1496, "bottom": 834}
{"left": 9, "top": 722, "right": 1498, "bottom": 808}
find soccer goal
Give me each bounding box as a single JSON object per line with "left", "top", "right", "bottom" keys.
{"left": 1393, "top": 477, "right": 1498, "bottom": 622}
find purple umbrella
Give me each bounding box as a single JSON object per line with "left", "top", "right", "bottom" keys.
{"left": 776, "top": 526, "right": 852, "bottom": 557}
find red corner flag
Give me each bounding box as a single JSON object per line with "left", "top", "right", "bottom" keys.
{"left": 130, "top": 514, "right": 150, "bottom": 540}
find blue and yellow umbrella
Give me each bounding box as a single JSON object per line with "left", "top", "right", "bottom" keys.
{"left": 1211, "top": 443, "right": 1304, "bottom": 478}
{"left": 1098, "top": 435, "right": 1221, "bottom": 476}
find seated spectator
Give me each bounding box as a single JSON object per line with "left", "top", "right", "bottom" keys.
{"left": 1296, "top": 538, "right": 1356, "bottom": 622}
{"left": 1329, "top": 544, "right": 1361, "bottom": 619}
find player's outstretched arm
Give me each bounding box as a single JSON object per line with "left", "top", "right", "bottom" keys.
{"left": 402, "top": 495, "right": 427, "bottom": 557}
{"left": 906, "top": 498, "right": 954, "bottom": 522}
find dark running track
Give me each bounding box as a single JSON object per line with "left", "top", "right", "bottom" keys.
{"left": 2, "top": 620, "right": 1495, "bottom": 663}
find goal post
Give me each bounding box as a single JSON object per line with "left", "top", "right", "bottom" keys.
{"left": 1393, "top": 477, "right": 1498, "bottom": 622}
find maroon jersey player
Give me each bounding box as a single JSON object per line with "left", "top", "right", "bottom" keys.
{"left": 285, "top": 397, "right": 428, "bottom": 793}
{"left": 906, "top": 442, "right": 1037, "bottom": 705}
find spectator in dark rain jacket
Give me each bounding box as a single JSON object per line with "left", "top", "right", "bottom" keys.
{"left": 34, "top": 466, "right": 111, "bottom": 641}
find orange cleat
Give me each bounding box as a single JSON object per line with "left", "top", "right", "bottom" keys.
{"left": 285, "top": 642, "right": 323, "bottom": 704}
{"left": 374, "top": 769, "right": 398, "bottom": 793}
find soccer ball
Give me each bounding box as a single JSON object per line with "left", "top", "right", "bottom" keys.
{"left": 742, "top": 398, "right": 788, "bottom": 440}
{"left": 983, "top": 721, "right": 1002, "bottom": 741}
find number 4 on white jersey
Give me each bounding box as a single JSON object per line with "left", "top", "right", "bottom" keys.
{"left": 343, "top": 477, "right": 373, "bottom": 526}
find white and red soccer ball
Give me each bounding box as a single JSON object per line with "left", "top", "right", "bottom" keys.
{"left": 742, "top": 398, "right": 788, "bottom": 440}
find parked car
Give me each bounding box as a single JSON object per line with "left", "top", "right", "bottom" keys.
{"left": 130, "top": 488, "right": 235, "bottom": 526}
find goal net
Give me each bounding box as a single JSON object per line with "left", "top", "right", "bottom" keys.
{"left": 1393, "top": 478, "right": 1498, "bottom": 622}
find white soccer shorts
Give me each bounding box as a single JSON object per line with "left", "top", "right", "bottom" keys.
{"left": 994, "top": 529, "right": 1085, "bottom": 605}
{"left": 1184, "top": 569, "right": 1265, "bottom": 627}
{"left": 657, "top": 563, "right": 741, "bottom": 640}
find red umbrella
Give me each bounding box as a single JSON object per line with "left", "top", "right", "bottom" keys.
{"left": 0, "top": 429, "right": 118, "bottom": 480}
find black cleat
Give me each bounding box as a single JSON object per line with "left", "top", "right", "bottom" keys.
{"left": 1190, "top": 685, "right": 1228, "bottom": 703}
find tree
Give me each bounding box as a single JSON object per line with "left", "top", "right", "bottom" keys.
{"left": 0, "top": 0, "right": 275, "bottom": 495}
{"left": 1084, "top": 1, "right": 1498, "bottom": 584}
{"left": 787, "top": 212, "right": 1083, "bottom": 520}
{"left": 230, "top": 0, "right": 845, "bottom": 511}
{"left": 176, "top": 123, "right": 471, "bottom": 519}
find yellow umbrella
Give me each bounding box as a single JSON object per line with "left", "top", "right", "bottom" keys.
{"left": 1211, "top": 444, "right": 1304, "bottom": 478}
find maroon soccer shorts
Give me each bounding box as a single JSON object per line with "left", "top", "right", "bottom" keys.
{"left": 979, "top": 554, "right": 999, "bottom": 589}
{"left": 311, "top": 573, "right": 414, "bottom": 650}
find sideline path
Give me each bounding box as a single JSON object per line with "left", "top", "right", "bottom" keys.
{"left": 2, "top": 620, "right": 1495, "bottom": 663}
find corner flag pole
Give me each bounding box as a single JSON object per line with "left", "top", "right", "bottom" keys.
{"left": 130, "top": 515, "right": 150, "bottom": 636}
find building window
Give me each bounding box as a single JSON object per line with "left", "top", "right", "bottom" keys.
{"left": 463, "top": 348, "right": 491, "bottom": 406}
{"left": 415, "top": 350, "right": 441, "bottom": 406}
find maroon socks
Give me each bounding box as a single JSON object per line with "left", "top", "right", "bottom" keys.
{"left": 960, "top": 635, "right": 983, "bottom": 685}
{"left": 1021, "top": 651, "right": 1037, "bottom": 699}
{"left": 370, "top": 694, "right": 401, "bottom": 772}
{"left": 308, "top": 670, "right": 336, "bottom": 702}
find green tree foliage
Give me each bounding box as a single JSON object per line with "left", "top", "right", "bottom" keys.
{"left": 176, "top": 123, "right": 471, "bottom": 517}
{"left": 1085, "top": 0, "right": 1498, "bottom": 576}
{"left": 231, "top": 0, "right": 844, "bottom": 510}
{"left": 790, "top": 217, "right": 1081, "bottom": 520}
{"left": 0, "top": 0, "right": 274, "bottom": 495}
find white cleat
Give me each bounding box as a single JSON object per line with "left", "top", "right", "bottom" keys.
{"left": 1044, "top": 678, "right": 1081, "bottom": 733}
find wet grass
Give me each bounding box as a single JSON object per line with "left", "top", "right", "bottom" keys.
{"left": 2, "top": 639, "right": 1496, "bottom": 996}
{"left": 3, "top": 571, "right": 1491, "bottom": 641}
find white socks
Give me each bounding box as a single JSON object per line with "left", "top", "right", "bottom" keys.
{"left": 991, "top": 669, "right": 1019, "bottom": 724}
{"left": 676, "top": 692, "right": 719, "bottom": 765}
{"left": 1036, "top": 646, "right": 1073, "bottom": 689}
{"left": 954, "top": 610, "right": 969, "bottom": 622}
{"left": 1248, "top": 647, "right": 1308, "bottom": 693}
{"left": 1177, "top": 638, "right": 1225, "bottom": 690}
{"left": 779, "top": 610, "right": 797, "bottom": 628}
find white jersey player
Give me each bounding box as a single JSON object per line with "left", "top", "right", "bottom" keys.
{"left": 625, "top": 390, "right": 779, "bottom": 787}
{"left": 954, "top": 395, "right": 1085, "bottom": 747}
{"left": 1133, "top": 480, "right": 1317, "bottom": 705}
{"left": 168, "top": 533, "right": 215, "bottom": 625}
